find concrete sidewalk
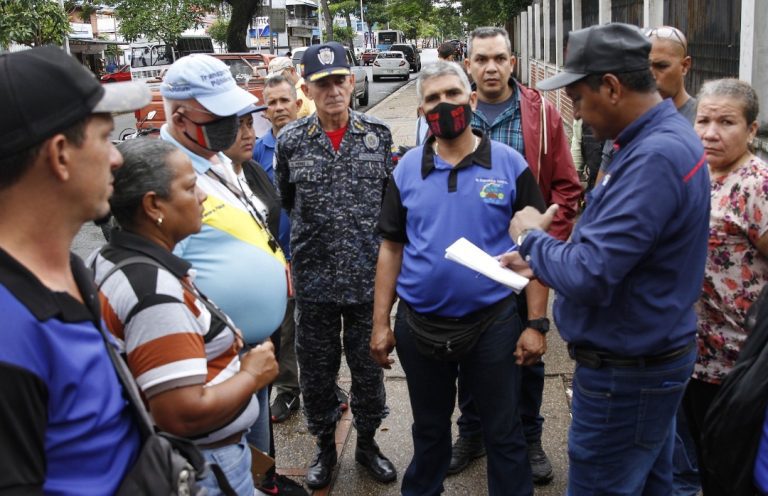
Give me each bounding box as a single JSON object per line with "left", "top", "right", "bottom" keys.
{"left": 272, "top": 81, "right": 575, "bottom": 495}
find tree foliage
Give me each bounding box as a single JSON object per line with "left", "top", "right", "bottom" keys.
{"left": 461, "top": 0, "right": 532, "bottom": 29}
{"left": 332, "top": 25, "right": 354, "bottom": 46}
{"left": 208, "top": 17, "right": 229, "bottom": 48}
{"left": 105, "top": 0, "right": 215, "bottom": 44}
{"left": 0, "top": 0, "right": 70, "bottom": 48}
{"left": 98, "top": 0, "right": 259, "bottom": 52}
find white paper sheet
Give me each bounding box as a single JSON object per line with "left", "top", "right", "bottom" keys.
{"left": 444, "top": 237, "right": 530, "bottom": 293}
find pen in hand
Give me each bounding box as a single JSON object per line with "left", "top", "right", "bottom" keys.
{"left": 495, "top": 245, "right": 519, "bottom": 261}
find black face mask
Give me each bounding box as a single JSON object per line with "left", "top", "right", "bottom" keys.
{"left": 425, "top": 101, "right": 472, "bottom": 140}
{"left": 180, "top": 113, "right": 239, "bottom": 152}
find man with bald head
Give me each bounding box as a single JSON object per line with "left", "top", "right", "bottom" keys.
{"left": 595, "top": 26, "right": 698, "bottom": 189}
{"left": 646, "top": 25, "right": 696, "bottom": 122}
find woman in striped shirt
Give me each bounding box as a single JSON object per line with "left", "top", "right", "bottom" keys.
{"left": 92, "top": 139, "right": 278, "bottom": 495}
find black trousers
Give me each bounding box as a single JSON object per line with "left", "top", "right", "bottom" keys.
{"left": 681, "top": 378, "right": 730, "bottom": 496}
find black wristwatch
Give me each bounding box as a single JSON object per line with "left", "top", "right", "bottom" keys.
{"left": 526, "top": 317, "right": 550, "bottom": 334}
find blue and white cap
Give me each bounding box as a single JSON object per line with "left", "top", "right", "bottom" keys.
{"left": 160, "top": 54, "right": 257, "bottom": 116}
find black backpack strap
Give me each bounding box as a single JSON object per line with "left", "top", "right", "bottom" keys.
{"left": 95, "top": 255, "right": 165, "bottom": 291}
{"left": 209, "top": 463, "right": 240, "bottom": 496}
{"left": 95, "top": 254, "right": 234, "bottom": 344}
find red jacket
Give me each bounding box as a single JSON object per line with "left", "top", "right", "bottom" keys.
{"left": 516, "top": 81, "right": 581, "bottom": 241}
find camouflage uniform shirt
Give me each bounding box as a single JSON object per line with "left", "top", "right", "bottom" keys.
{"left": 275, "top": 110, "right": 394, "bottom": 304}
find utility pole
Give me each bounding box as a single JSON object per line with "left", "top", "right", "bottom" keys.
{"left": 269, "top": 0, "right": 275, "bottom": 54}
{"left": 359, "top": 0, "right": 365, "bottom": 48}
{"left": 58, "top": 0, "right": 70, "bottom": 54}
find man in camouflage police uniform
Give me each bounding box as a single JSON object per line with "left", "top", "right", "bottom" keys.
{"left": 275, "top": 41, "right": 397, "bottom": 490}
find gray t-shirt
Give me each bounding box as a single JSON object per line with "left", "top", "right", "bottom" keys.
{"left": 477, "top": 95, "right": 515, "bottom": 125}
{"left": 678, "top": 96, "right": 698, "bottom": 125}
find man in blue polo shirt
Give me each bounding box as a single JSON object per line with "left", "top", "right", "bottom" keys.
{"left": 504, "top": 24, "right": 709, "bottom": 494}
{"left": 0, "top": 47, "right": 150, "bottom": 494}
{"left": 371, "top": 60, "right": 546, "bottom": 496}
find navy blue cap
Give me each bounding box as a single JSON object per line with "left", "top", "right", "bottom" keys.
{"left": 538, "top": 23, "right": 651, "bottom": 91}
{"left": 301, "top": 42, "right": 351, "bottom": 82}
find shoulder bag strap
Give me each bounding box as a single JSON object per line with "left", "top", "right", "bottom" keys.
{"left": 93, "top": 254, "right": 239, "bottom": 495}
{"left": 95, "top": 254, "right": 235, "bottom": 344}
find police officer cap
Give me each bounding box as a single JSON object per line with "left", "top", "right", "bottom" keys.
{"left": 537, "top": 23, "right": 651, "bottom": 91}
{"left": 301, "top": 42, "right": 351, "bottom": 82}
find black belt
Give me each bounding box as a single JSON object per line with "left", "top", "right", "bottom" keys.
{"left": 568, "top": 341, "right": 695, "bottom": 369}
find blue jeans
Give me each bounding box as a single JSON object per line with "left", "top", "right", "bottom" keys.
{"left": 567, "top": 347, "right": 696, "bottom": 496}
{"left": 246, "top": 387, "right": 270, "bottom": 452}
{"left": 395, "top": 302, "right": 533, "bottom": 496}
{"left": 199, "top": 434, "right": 254, "bottom": 496}
{"left": 672, "top": 406, "right": 700, "bottom": 496}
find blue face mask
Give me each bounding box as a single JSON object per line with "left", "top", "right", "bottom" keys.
{"left": 180, "top": 112, "right": 239, "bottom": 152}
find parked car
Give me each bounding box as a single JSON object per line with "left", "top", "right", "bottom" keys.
{"left": 291, "top": 46, "right": 308, "bottom": 75}
{"left": 133, "top": 52, "right": 275, "bottom": 130}
{"left": 292, "top": 46, "right": 370, "bottom": 109}
{"left": 362, "top": 48, "right": 379, "bottom": 65}
{"left": 372, "top": 51, "right": 409, "bottom": 81}
{"left": 389, "top": 43, "right": 421, "bottom": 72}
{"left": 100, "top": 64, "right": 132, "bottom": 83}
{"left": 344, "top": 47, "right": 370, "bottom": 108}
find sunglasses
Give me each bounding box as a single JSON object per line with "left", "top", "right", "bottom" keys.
{"left": 645, "top": 26, "right": 688, "bottom": 54}
{"left": 177, "top": 105, "right": 220, "bottom": 117}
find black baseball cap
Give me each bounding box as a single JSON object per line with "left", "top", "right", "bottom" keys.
{"left": 0, "top": 46, "right": 151, "bottom": 156}
{"left": 537, "top": 23, "right": 652, "bottom": 91}
{"left": 301, "top": 42, "right": 351, "bottom": 82}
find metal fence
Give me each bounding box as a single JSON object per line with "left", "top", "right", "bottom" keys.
{"left": 611, "top": 0, "right": 643, "bottom": 25}
{"left": 664, "top": 0, "right": 742, "bottom": 97}
{"left": 547, "top": 0, "right": 574, "bottom": 61}
{"left": 518, "top": 0, "right": 744, "bottom": 133}
{"left": 529, "top": 59, "right": 575, "bottom": 130}
{"left": 581, "top": 0, "right": 599, "bottom": 29}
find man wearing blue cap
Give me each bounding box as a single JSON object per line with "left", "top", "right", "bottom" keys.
{"left": 0, "top": 46, "right": 150, "bottom": 494}
{"left": 159, "top": 53, "right": 289, "bottom": 494}
{"left": 275, "top": 41, "right": 397, "bottom": 489}
{"left": 502, "top": 23, "right": 710, "bottom": 494}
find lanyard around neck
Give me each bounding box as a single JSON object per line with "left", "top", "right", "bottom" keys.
{"left": 205, "top": 167, "right": 279, "bottom": 254}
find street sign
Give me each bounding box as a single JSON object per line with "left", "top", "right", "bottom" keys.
{"left": 271, "top": 9, "right": 286, "bottom": 32}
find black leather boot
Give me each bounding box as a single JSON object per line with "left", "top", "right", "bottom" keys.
{"left": 355, "top": 431, "right": 397, "bottom": 483}
{"left": 305, "top": 434, "right": 336, "bottom": 489}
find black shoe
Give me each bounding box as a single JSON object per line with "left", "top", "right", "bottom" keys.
{"left": 305, "top": 437, "right": 336, "bottom": 489}
{"left": 448, "top": 435, "right": 485, "bottom": 475}
{"left": 355, "top": 434, "right": 397, "bottom": 483}
{"left": 528, "top": 441, "right": 554, "bottom": 485}
{"left": 256, "top": 474, "right": 309, "bottom": 496}
{"left": 335, "top": 384, "right": 349, "bottom": 412}
{"left": 271, "top": 391, "right": 300, "bottom": 423}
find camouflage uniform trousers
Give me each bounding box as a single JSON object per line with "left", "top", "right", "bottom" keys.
{"left": 273, "top": 298, "right": 300, "bottom": 396}
{"left": 295, "top": 300, "right": 388, "bottom": 438}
